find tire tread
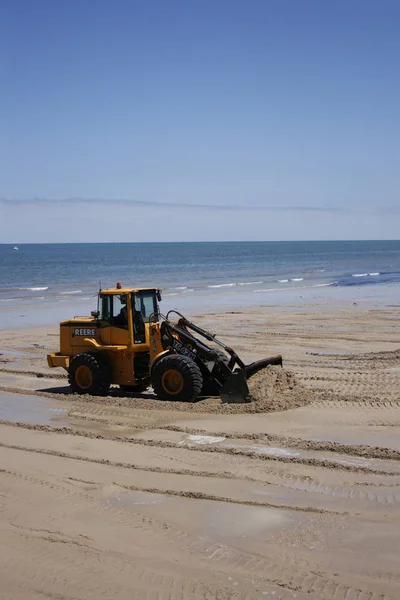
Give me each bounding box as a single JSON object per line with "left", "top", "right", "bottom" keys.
{"left": 152, "top": 354, "right": 202, "bottom": 402}
{"left": 68, "top": 352, "right": 111, "bottom": 396}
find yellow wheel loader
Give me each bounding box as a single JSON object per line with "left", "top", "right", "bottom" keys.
{"left": 47, "top": 284, "right": 282, "bottom": 403}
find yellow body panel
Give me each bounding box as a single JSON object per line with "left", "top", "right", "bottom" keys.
{"left": 48, "top": 287, "right": 165, "bottom": 388}
{"left": 47, "top": 353, "right": 70, "bottom": 369}
{"left": 149, "top": 323, "right": 167, "bottom": 367}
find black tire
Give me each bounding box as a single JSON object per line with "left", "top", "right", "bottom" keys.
{"left": 120, "top": 383, "right": 149, "bottom": 394}
{"left": 201, "top": 349, "right": 229, "bottom": 396}
{"left": 151, "top": 354, "right": 203, "bottom": 402}
{"left": 68, "top": 352, "right": 111, "bottom": 396}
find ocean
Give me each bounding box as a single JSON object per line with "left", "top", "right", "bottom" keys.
{"left": 1, "top": 240, "right": 400, "bottom": 327}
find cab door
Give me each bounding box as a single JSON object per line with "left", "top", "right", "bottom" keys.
{"left": 100, "top": 294, "right": 130, "bottom": 346}
{"left": 132, "top": 291, "right": 159, "bottom": 346}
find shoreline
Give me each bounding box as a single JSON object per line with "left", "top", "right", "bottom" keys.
{"left": 1, "top": 280, "right": 400, "bottom": 330}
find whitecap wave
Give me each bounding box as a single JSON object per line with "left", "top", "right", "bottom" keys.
{"left": 237, "top": 281, "right": 263, "bottom": 286}
{"left": 368, "top": 272, "right": 380, "bottom": 276}
{"left": 172, "top": 286, "right": 187, "bottom": 290}
{"left": 19, "top": 286, "right": 49, "bottom": 291}
{"left": 352, "top": 273, "right": 368, "bottom": 277}
{"left": 314, "top": 283, "right": 334, "bottom": 287}
{"left": 60, "top": 290, "right": 82, "bottom": 295}
{"left": 254, "top": 288, "right": 284, "bottom": 293}
{"left": 278, "top": 279, "right": 289, "bottom": 283}
{"left": 291, "top": 278, "right": 304, "bottom": 282}
{"left": 208, "top": 283, "right": 237, "bottom": 288}
{"left": 254, "top": 284, "right": 308, "bottom": 293}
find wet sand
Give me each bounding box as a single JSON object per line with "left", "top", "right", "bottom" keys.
{"left": 1, "top": 304, "right": 400, "bottom": 599}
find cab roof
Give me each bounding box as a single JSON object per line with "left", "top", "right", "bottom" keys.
{"left": 100, "top": 287, "right": 161, "bottom": 295}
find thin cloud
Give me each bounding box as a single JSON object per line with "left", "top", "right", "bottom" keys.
{"left": 0, "top": 197, "right": 350, "bottom": 213}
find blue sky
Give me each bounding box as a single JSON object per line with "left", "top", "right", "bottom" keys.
{"left": 1, "top": 0, "right": 399, "bottom": 242}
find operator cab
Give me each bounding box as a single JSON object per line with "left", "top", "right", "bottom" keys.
{"left": 99, "top": 286, "right": 161, "bottom": 344}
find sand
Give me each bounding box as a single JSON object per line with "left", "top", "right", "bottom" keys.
{"left": 1, "top": 303, "right": 400, "bottom": 599}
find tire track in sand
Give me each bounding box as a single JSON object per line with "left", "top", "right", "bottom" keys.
{"left": 0, "top": 469, "right": 393, "bottom": 600}
{"left": 2, "top": 433, "right": 400, "bottom": 509}
{"left": 1, "top": 418, "right": 399, "bottom": 475}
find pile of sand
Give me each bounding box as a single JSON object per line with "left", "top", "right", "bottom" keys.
{"left": 42, "top": 364, "right": 312, "bottom": 415}
{"left": 247, "top": 365, "right": 311, "bottom": 413}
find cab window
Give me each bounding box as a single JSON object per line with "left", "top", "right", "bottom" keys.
{"left": 134, "top": 291, "right": 158, "bottom": 322}
{"left": 101, "top": 294, "right": 128, "bottom": 329}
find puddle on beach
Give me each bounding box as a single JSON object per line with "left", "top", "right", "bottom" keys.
{"left": 0, "top": 392, "right": 69, "bottom": 426}
{"left": 0, "top": 349, "right": 41, "bottom": 359}
{"left": 308, "top": 431, "right": 400, "bottom": 452}
{"left": 106, "top": 490, "right": 170, "bottom": 508}
{"left": 182, "top": 433, "right": 400, "bottom": 473}
{"left": 105, "top": 489, "right": 293, "bottom": 539}
{"left": 183, "top": 434, "right": 301, "bottom": 458}
{"left": 201, "top": 501, "right": 291, "bottom": 540}
{"left": 0, "top": 372, "right": 69, "bottom": 393}
{"left": 183, "top": 434, "right": 226, "bottom": 445}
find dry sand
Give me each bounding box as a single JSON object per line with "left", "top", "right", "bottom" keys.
{"left": 1, "top": 304, "right": 400, "bottom": 599}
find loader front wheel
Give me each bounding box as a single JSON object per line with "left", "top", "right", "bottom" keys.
{"left": 68, "top": 352, "right": 110, "bottom": 396}
{"left": 152, "top": 354, "right": 203, "bottom": 402}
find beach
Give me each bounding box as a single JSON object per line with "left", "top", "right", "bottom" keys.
{"left": 3, "top": 0, "right": 400, "bottom": 593}
{"left": 1, "top": 297, "right": 400, "bottom": 599}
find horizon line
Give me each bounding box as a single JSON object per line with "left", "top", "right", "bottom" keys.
{"left": 1, "top": 239, "right": 400, "bottom": 245}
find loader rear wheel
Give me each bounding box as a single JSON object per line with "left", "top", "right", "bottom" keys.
{"left": 152, "top": 354, "right": 203, "bottom": 402}
{"left": 68, "top": 352, "right": 110, "bottom": 396}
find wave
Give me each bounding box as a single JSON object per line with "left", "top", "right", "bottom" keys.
{"left": 275, "top": 277, "right": 304, "bottom": 283}
{"left": 18, "top": 286, "right": 49, "bottom": 291}
{"left": 351, "top": 272, "right": 380, "bottom": 279}
{"left": 165, "top": 287, "right": 194, "bottom": 294}
{"left": 208, "top": 281, "right": 263, "bottom": 289}
{"left": 60, "top": 290, "right": 82, "bottom": 295}
{"left": 254, "top": 281, "right": 336, "bottom": 293}
{"left": 254, "top": 285, "right": 307, "bottom": 293}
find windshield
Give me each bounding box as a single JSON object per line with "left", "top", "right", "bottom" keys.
{"left": 133, "top": 291, "right": 159, "bottom": 323}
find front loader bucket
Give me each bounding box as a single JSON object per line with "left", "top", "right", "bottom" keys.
{"left": 220, "top": 370, "right": 250, "bottom": 404}
{"left": 244, "top": 355, "right": 283, "bottom": 379}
